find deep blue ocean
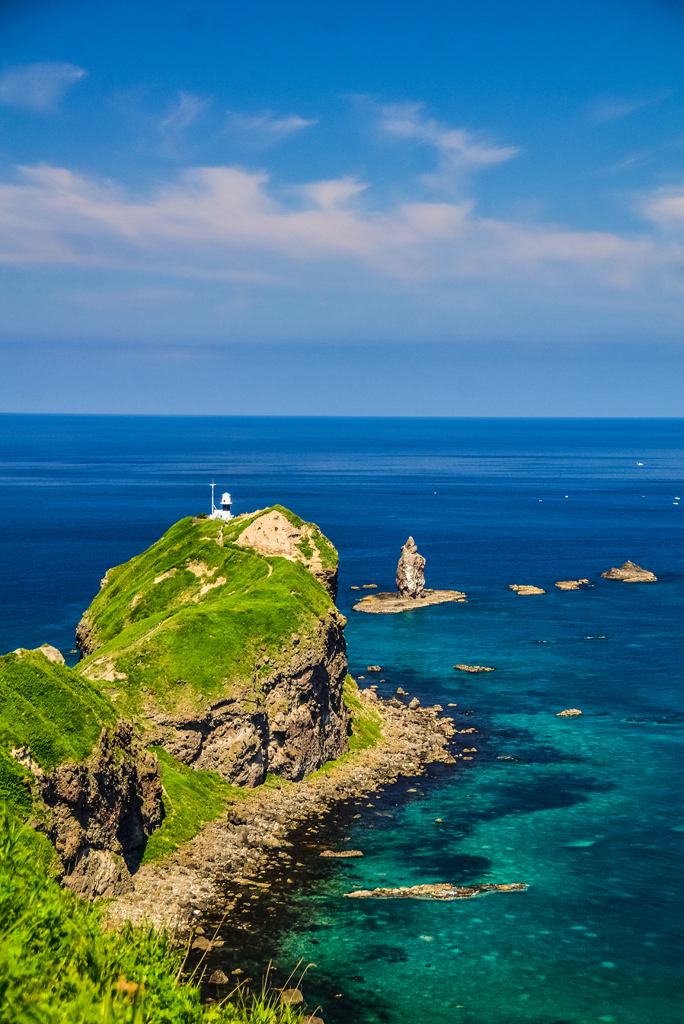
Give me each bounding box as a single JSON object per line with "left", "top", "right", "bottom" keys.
{"left": 1, "top": 415, "right": 683, "bottom": 1024}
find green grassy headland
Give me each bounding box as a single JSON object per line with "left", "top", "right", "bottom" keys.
{"left": 77, "top": 510, "right": 337, "bottom": 720}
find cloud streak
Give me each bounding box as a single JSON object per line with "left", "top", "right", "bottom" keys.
{"left": 0, "top": 62, "right": 87, "bottom": 110}
{"left": 222, "top": 110, "right": 317, "bottom": 148}
{"left": 380, "top": 103, "right": 519, "bottom": 191}
{"left": 0, "top": 162, "right": 666, "bottom": 295}
{"left": 159, "top": 92, "right": 211, "bottom": 156}
{"left": 589, "top": 91, "right": 671, "bottom": 123}
{"left": 644, "top": 187, "right": 684, "bottom": 227}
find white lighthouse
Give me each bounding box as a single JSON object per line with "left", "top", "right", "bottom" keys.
{"left": 209, "top": 482, "right": 233, "bottom": 522}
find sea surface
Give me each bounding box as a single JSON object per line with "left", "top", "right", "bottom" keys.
{"left": 1, "top": 415, "right": 683, "bottom": 1024}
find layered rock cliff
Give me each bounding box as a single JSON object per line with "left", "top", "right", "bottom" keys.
{"left": 76, "top": 506, "right": 350, "bottom": 786}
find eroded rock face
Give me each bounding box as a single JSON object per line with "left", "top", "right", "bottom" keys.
{"left": 396, "top": 536, "right": 426, "bottom": 599}
{"left": 602, "top": 560, "right": 657, "bottom": 582}
{"left": 30, "top": 722, "right": 163, "bottom": 870}
{"left": 146, "top": 609, "right": 350, "bottom": 785}
{"left": 62, "top": 848, "right": 135, "bottom": 899}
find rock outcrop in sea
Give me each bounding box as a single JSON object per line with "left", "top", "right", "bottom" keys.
{"left": 454, "top": 664, "right": 494, "bottom": 673}
{"left": 343, "top": 882, "right": 528, "bottom": 900}
{"left": 396, "top": 536, "right": 426, "bottom": 598}
{"left": 601, "top": 560, "right": 657, "bottom": 582}
{"left": 354, "top": 535, "right": 466, "bottom": 613}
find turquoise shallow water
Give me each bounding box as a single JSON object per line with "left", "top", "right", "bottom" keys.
{"left": 266, "top": 579, "right": 683, "bottom": 1024}
{"left": 0, "top": 415, "right": 682, "bottom": 1023}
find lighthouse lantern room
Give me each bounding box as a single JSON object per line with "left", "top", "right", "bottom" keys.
{"left": 209, "top": 482, "right": 233, "bottom": 522}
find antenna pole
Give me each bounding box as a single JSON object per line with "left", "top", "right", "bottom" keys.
{"left": 211, "top": 480, "right": 216, "bottom": 514}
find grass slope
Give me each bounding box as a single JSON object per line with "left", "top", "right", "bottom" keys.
{"left": 0, "top": 649, "right": 118, "bottom": 819}
{"left": 141, "top": 749, "right": 246, "bottom": 864}
{"left": 78, "top": 512, "right": 336, "bottom": 718}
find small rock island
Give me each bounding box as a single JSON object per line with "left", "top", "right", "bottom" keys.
{"left": 354, "top": 536, "right": 466, "bottom": 614}
{"left": 602, "top": 560, "right": 657, "bottom": 582}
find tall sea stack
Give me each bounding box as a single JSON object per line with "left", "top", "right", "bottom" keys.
{"left": 396, "top": 536, "right": 426, "bottom": 599}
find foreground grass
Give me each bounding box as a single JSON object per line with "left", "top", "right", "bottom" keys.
{"left": 0, "top": 812, "right": 307, "bottom": 1024}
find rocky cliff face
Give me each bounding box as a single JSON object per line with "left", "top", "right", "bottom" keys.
{"left": 145, "top": 607, "right": 349, "bottom": 785}
{"left": 1, "top": 646, "right": 163, "bottom": 898}
{"left": 13, "top": 719, "right": 163, "bottom": 897}
{"left": 396, "top": 536, "right": 426, "bottom": 598}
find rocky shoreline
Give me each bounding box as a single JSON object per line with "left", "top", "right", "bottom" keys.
{"left": 106, "top": 690, "right": 456, "bottom": 936}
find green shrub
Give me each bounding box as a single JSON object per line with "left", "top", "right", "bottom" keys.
{"left": 342, "top": 675, "right": 383, "bottom": 751}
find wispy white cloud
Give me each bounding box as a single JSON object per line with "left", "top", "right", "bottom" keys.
{"left": 0, "top": 162, "right": 663, "bottom": 294}
{"left": 589, "top": 90, "right": 672, "bottom": 123}
{"left": 222, "top": 110, "right": 317, "bottom": 148}
{"left": 591, "top": 98, "right": 649, "bottom": 123}
{"left": 380, "top": 103, "right": 519, "bottom": 191}
{"left": 0, "top": 62, "right": 86, "bottom": 111}
{"left": 643, "top": 187, "right": 684, "bottom": 227}
{"left": 72, "top": 286, "right": 199, "bottom": 307}
{"left": 159, "top": 92, "right": 211, "bottom": 156}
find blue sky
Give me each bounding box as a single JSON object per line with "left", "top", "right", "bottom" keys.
{"left": 1, "top": 0, "right": 683, "bottom": 414}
